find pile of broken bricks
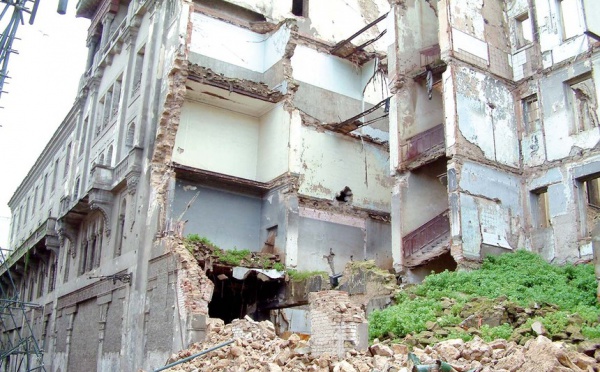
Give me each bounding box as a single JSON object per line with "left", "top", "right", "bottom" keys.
{"left": 157, "top": 316, "right": 599, "bottom": 372}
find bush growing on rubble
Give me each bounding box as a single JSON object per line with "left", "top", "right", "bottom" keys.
{"left": 369, "top": 250, "right": 600, "bottom": 342}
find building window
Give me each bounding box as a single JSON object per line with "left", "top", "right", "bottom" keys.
{"left": 64, "top": 143, "right": 72, "bottom": 177}
{"left": 36, "top": 265, "right": 45, "bottom": 298}
{"left": 515, "top": 13, "right": 533, "bottom": 48}
{"left": 569, "top": 76, "right": 598, "bottom": 133}
{"left": 125, "top": 122, "right": 135, "bottom": 151}
{"left": 116, "top": 199, "right": 126, "bottom": 257}
{"left": 292, "top": 0, "right": 308, "bottom": 17}
{"left": 52, "top": 159, "right": 59, "bottom": 191}
{"left": 64, "top": 244, "right": 71, "bottom": 282}
{"left": 41, "top": 174, "right": 48, "bottom": 203}
{"left": 74, "top": 177, "right": 81, "bottom": 200}
{"left": 522, "top": 94, "right": 540, "bottom": 133}
{"left": 106, "top": 145, "right": 114, "bottom": 166}
{"left": 112, "top": 76, "right": 122, "bottom": 119}
{"left": 558, "top": 0, "right": 583, "bottom": 40}
{"left": 24, "top": 197, "right": 30, "bottom": 222}
{"left": 80, "top": 118, "right": 88, "bottom": 156}
{"left": 532, "top": 188, "right": 550, "bottom": 229}
{"left": 48, "top": 259, "right": 56, "bottom": 292}
{"left": 33, "top": 186, "right": 39, "bottom": 216}
{"left": 98, "top": 153, "right": 105, "bottom": 165}
{"left": 132, "top": 47, "right": 145, "bottom": 96}
{"left": 103, "top": 90, "right": 112, "bottom": 128}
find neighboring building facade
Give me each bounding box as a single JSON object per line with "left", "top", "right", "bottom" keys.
{"left": 1, "top": 0, "right": 600, "bottom": 370}
{"left": 390, "top": 0, "right": 600, "bottom": 281}
{"left": 1, "top": 0, "right": 394, "bottom": 370}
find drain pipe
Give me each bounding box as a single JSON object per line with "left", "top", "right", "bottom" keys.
{"left": 153, "top": 339, "right": 235, "bottom": 372}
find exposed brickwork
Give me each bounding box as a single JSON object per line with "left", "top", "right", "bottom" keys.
{"left": 308, "top": 290, "right": 368, "bottom": 357}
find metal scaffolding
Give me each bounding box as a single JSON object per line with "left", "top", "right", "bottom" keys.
{"left": 0, "top": 247, "right": 46, "bottom": 372}
{"left": 0, "top": 0, "right": 40, "bottom": 100}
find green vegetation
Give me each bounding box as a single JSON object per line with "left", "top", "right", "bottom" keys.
{"left": 272, "top": 262, "right": 285, "bottom": 271}
{"left": 287, "top": 269, "right": 329, "bottom": 282}
{"left": 369, "top": 251, "right": 600, "bottom": 344}
{"left": 214, "top": 248, "right": 252, "bottom": 266}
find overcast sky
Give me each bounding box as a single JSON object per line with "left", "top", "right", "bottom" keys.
{"left": 0, "top": 0, "right": 89, "bottom": 248}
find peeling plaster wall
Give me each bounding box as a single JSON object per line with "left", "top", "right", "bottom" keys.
{"left": 533, "top": 0, "right": 590, "bottom": 68}
{"left": 439, "top": 0, "right": 512, "bottom": 79}
{"left": 453, "top": 161, "right": 523, "bottom": 259}
{"left": 540, "top": 58, "right": 600, "bottom": 162}
{"left": 526, "top": 156, "right": 600, "bottom": 263}
{"left": 397, "top": 80, "right": 444, "bottom": 141}
{"left": 395, "top": 0, "right": 439, "bottom": 73}
{"left": 297, "top": 126, "right": 391, "bottom": 213}
{"left": 453, "top": 66, "right": 519, "bottom": 168}
{"left": 295, "top": 207, "right": 391, "bottom": 273}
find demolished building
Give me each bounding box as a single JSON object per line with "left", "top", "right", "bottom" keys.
{"left": 390, "top": 0, "right": 600, "bottom": 281}
{"left": 0, "top": 0, "right": 599, "bottom": 370}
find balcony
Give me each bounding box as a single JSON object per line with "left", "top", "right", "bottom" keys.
{"left": 113, "top": 146, "right": 143, "bottom": 192}
{"left": 58, "top": 147, "right": 143, "bottom": 239}
{"left": 0, "top": 218, "right": 59, "bottom": 277}
{"left": 402, "top": 210, "right": 450, "bottom": 267}
{"left": 399, "top": 124, "right": 445, "bottom": 171}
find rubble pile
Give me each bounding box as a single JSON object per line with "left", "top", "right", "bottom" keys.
{"left": 161, "top": 317, "right": 600, "bottom": 372}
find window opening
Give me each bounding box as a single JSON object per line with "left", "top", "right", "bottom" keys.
{"left": 515, "top": 13, "right": 533, "bottom": 48}
{"left": 522, "top": 94, "right": 540, "bottom": 133}
{"left": 559, "top": 0, "right": 582, "bottom": 40}
{"left": 532, "top": 188, "right": 550, "bottom": 228}
{"left": 569, "top": 76, "right": 598, "bottom": 133}
{"left": 292, "top": 0, "right": 308, "bottom": 17}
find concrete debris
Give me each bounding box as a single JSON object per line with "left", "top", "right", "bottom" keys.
{"left": 158, "top": 318, "right": 599, "bottom": 372}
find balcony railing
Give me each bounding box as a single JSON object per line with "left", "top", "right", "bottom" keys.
{"left": 113, "top": 146, "right": 143, "bottom": 190}
{"left": 400, "top": 123, "right": 445, "bottom": 164}
{"left": 402, "top": 210, "right": 450, "bottom": 258}
{"left": 0, "top": 218, "right": 58, "bottom": 276}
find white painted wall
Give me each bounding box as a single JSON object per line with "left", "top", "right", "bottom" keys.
{"left": 190, "top": 13, "right": 290, "bottom": 73}
{"left": 291, "top": 46, "right": 363, "bottom": 100}
{"left": 175, "top": 101, "right": 291, "bottom": 182}
{"left": 297, "top": 127, "right": 391, "bottom": 212}
{"left": 175, "top": 101, "right": 259, "bottom": 180}
{"left": 257, "top": 105, "right": 290, "bottom": 182}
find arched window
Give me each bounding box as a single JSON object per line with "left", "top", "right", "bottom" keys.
{"left": 98, "top": 153, "right": 105, "bottom": 165}
{"left": 116, "top": 199, "right": 126, "bottom": 257}
{"left": 125, "top": 122, "right": 135, "bottom": 151}
{"left": 106, "top": 145, "right": 114, "bottom": 166}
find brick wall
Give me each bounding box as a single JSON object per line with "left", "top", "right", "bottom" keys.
{"left": 309, "top": 290, "right": 368, "bottom": 357}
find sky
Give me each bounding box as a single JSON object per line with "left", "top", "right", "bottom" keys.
{"left": 0, "top": 0, "right": 89, "bottom": 248}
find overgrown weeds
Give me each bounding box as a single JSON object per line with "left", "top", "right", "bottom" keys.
{"left": 369, "top": 251, "right": 600, "bottom": 344}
